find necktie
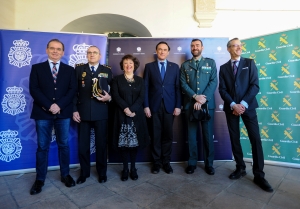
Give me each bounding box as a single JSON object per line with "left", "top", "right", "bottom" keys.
{"left": 195, "top": 60, "right": 199, "bottom": 69}
{"left": 160, "top": 62, "right": 165, "bottom": 80}
{"left": 52, "top": 62, "right": 58, "bottom": 83}
{"left": 232, "top": 61, "right": 238, "bottom": 76}
{"left": 91, "top": 66, "right": 95, "bottom": 73}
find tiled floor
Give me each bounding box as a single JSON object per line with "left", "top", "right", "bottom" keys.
{"left": 1, "top": 161, "right": 300, "bottom": 209}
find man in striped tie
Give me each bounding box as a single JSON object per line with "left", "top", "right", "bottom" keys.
{"left": 29, "top": 39, "right": 77, "bottom": 195}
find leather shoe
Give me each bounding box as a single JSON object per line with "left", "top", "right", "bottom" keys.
{"left": 205, "top": 167, "right": 215, "bottom": 175}
{"left": 163, "top": 163, "right": 173, "bottom": 174}
{"left": 229, "top": 169, "right": 246, "bottom": 179}
{"left": 152, "top": 164, "right": 160, "bottom": 174}
{"left": 98, "top": 175, "right": 107, "bottom": 183}
{"left": 76, "top": 176, "right": 86, "bottom": 184}
{"left": 121, "top": 169, "right": 129, "bottom": 181}
{"left": 61, "top": 175, "right": 75, "bottom": 187}
{"left": 185, "top": 165, "right": 196, "bottom": 174}
{"left": 30, "top": 180, "right": 44, "bottom": 195}
{"left": 254, "top": 177, "right": 274, "bottom": 192}
{"left": 130, "top": 168, "right": 138, "bottom": 180}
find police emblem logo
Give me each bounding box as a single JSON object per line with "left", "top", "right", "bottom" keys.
{"left": 0, "top": 129, "right": 22, "bottom": 162}
{"left": 177, "top": 46, "right": 182, "bottom": 52}
{"left": 90, "top": 128, "right": 96, "bottom": 155}
{"left": 69, "top": 43, "right": 91, "bottom": 67}
{"left": 1, "top": 86, "right": 26, "bottom": 116}
{"left": 8, "top": 39, "right": 32, "bottom": 68}
{"left": 51, "top": 127, "right": 56, "bottom": 143}
{"left": 116, "top": 47, "right": 121, "bottom": 53}
{"left": 137, "top": 47, "right": 141, "bottom": 52}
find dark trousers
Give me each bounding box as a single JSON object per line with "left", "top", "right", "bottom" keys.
{"left": 78, "top": 120, "right": 108, "bottom": 177}
{"left": 35, "top": 118, "right": 71, "bottom": 181}
{"left": 150, "top": 100, "right": 174, "bottom": 165}
{"left": 225, "top": 109, "right": 265, "bottom": 178}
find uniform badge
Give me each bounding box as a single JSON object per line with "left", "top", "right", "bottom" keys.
{"left": 99, "top": 73, "right": 108, "bottom": 78}
{"left": 82, "top": 72, "right": 86, "bottom": 78}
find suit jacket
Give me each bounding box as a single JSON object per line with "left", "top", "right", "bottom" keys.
{"left": 219, "top": 57, "right": 259, "bottom": 112}
{"left": 143, "top": 60, "right": 181, "bottom": 114}
{"left": 73, "top": 63, "right": 113, "bottom": 121}
{"left": 29, "top": 61, "right": 77, "bottom": 120}
{"left": 180, "top": 57, "right": 218, "bottom": 110}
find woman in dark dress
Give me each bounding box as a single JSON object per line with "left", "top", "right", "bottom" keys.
{"left": 111, "top": 54, "right": 149, "bottom": 181}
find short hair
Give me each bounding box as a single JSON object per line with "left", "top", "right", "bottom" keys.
{"left": 119, "top": 54, "right": 140, "bottom": 73}
{"left": 87, "top": 45, "right": 101, "bottom": 54}
{"left": 191, "top": 39, "right": 203, "bottom": 46}
{"left": 227, "top": 38, "right": 239, "bottom": 47}
{"left": 156, "top": 41, "right": 170, "bottom": 51}
{"left": 47, "top": 39, "right": 65, "bottom": 51}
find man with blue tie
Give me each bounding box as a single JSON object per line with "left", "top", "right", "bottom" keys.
{"left": 219, "top": 37, "right": 273, "bottom": 192}
{"left": 73, "top": 46, "right": 112, "bottom": 184}
{"left": 144, "top": 41, "right": 181, "bottom": 174}
{"left": 29, "top": 39, "right": 77, "bottom": 195}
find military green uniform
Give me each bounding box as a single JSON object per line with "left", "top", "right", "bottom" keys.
{"left": 180, "top": 56, "right": 217, "bottom": 168}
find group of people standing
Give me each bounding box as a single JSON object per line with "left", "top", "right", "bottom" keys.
{"left": 29, "top": 37, "right": 273, "bottom": 195}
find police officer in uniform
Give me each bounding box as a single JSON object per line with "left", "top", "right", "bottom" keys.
{"left": 180, "top": 39, "right": 218, "bottom": 175}
{"left": 73, "top": 46, "right": 112, "bottom": 184}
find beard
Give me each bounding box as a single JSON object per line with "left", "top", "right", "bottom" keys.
{"left": 191, "top": 49, "right": 202, "bottom": 57}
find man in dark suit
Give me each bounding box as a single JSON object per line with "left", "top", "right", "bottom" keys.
{"left": 29, "top": 39, "right": 77, "bottom": 195}
{"left": 219, "top": 38, "right": 273, "bottom": 192}
{"left": 180, "top": 39, "right": 217, "bottom": 175}
{"left": 73, "top": 46, "right": 112, "bottom": 184}
{"left": 144, "top": 41, "right": 181, "bottom": 174}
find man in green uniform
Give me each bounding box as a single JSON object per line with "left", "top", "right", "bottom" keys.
{"left": 180, "top": 39, "right": 217, "bottom": 175}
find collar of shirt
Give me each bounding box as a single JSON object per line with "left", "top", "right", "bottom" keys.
{"left": 48, "top": 59, "right": 61, "bottom": 72}
{"left": 193, "top": 56, "right": 202, "bottom": 63}
{"left": 231, "top": 58, "right": 241, "bottom": 67}
{"left": 157, "top": 59, "right": 167, "bottom": 72}
{"left": 89, "top": 63, "right": 99, "bottom": 71}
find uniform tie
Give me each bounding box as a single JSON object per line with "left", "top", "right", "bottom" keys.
{"left": 91, "top": 66, "right": 95, "bottom": 73}
{"left": 195, "top": 60, "right": 199, "bottom": 69}
{"left": 52, "top": 62, "right": 58, "bottom": 83}
{"left": 160, "top": 62, "right": 165, "bottom": 80}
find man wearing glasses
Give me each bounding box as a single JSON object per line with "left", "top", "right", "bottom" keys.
{"left": 219, "top": 38, "right": 273, "bottom": 192}
{"left": 29, "top": 39, "right": 77, "bottom": 195}
{"left": 73, "top": 46, "right": 112, "bottom": 184}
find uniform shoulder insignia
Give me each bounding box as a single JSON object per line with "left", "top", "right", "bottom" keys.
{"left": 75, "top": 63, "right": 85, "bottom": 67}
{"left": 204, "top": 57, "right": 213, "bottom": 60}
{"left": 102, "top": 64, "right": 112, "bottom": 70}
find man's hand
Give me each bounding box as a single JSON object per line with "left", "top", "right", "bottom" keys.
{"left": 194, "top": 102, "right": 202, "bottom": 110}
{"left": 194, "top": 94, "right": 206, "bottom": 104}
{"left": 73, "top": 111, "right": 81, "bottom": 123}
{"left": 96, "top": 90, "right": 111, "bottom": 102}
{"left": 49, "top": 103, "right": 60, "bottom": 114}
{"left": 232, "top": 104, "right": 245, "bottom": 115}
{"left": 173, "top": 108, "right": 181, "bottom": 116}
{"left": 144, "top": 107, "right": 151, "bottom": 118}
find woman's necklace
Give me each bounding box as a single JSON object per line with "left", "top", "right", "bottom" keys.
{"left": 124, "top": 73, "right": 135, "bottom": 84}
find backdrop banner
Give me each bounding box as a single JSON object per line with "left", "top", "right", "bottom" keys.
{"left": 0, "top": 29, "right": 107, "bottom": 174}
{"left": 107, "top": 38, "right": 232, "bottom": 163}
{"left": 241, "top": 28, "right": 300, "bottom": 167}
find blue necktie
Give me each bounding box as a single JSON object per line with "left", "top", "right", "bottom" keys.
{"left": 160, "top": 62, "right": 165, "bottom": 80}
{"left": 91, "top": 66, "right": 95, "bottom": 73}
{"left": 232, "top": 61, "right": 238, "bottom": 76}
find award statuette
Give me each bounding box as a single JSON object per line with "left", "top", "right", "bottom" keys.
{"left": 92, "top": 77, "right": 103, "bottom": 98}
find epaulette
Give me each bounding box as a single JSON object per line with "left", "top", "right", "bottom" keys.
{"left": 203, "top": 57, "right": 213, "bottom": 61}
{"left": 102, "top": 64, "right": 112, "bottom": 70}
{"left": 75, "top": 63, "right": 86, "bottom": 67}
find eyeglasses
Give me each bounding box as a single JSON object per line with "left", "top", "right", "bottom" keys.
{"left": 230, "top": 44, "right": 243, "bottom": 48}
{"left": 48, "top": 47, "right": 63, "bottom": 52}
{"left": 87, "top": 51, "right": 99, "bottom": 55}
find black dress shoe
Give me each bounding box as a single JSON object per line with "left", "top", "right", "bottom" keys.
{"left": 76, "top": 176, "right": 86, "bottom": 184}
{"left": 98, "top": 175, "right": 107, "bottom": 183}
{"left": 205, "top": 167, "right": 215, "bottom": 175}
{"left": 163, "top": 163, "right": 173, "bottom": 174}
{"left": 185, "top": 165, "right": 196, "bottom": 174}
{"left": 61, "top": 175, "right": 75, "bottom": 187}
{"left": 130, "top": 168, "right": 138, "bottom": 180}
{"left": 229, "top": 169, "right": 246, "bottom": 179}
{"left": 152, "top": 164, "right": 160, "bottom": 174}
{"left": 253, "top": 177, "right": 274, "bottom": 192}
{"left": 30, "top": 180, "right": 44, "bottom": 195}
{"left": 121, "top": 169, "right": 129, "bottom": 181}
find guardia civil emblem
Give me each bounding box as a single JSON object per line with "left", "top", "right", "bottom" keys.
{"left": 1, "top": 86, "right": 26, "bottom": 116}
{"left": 69, "top": 43, "right": 91, "bottom": 67}
{"left": 90, "top": 128, "right": 96, "bottom": 155}
{"left": 0, "top": 129, "right": 22, "bottom": 162}
{"left": 8, "top": 39, "right": 32, "bottom": 68}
